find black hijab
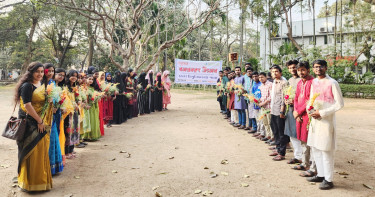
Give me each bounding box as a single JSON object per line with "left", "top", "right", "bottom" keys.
{"left": 115, "top": 72, "right": 126, "bottom": 93}
{"left": 157, "top": 75, "right": 162, "bottom": 88}
{"left": 138, "top": 72, "right": 147, "bottom": 88}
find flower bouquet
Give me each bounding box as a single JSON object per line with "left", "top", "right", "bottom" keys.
{"left": 243, "top": 93, "right": 260, "bottom": 106}
{"left": 307, "top": 93, "right": 322, "bottom": 130}
{"left": 107, "top": 83, "right": 119, "bottom": 96}
{"left": 234, "top": 84, "right": 245, "bottom": 102}
{"left": 124, "top": 92, "right": 133, "bottom": 99}
{"left": 283, "top": 85, "right": 296, "bottom": 114}
{"left": 258, "top": 109, "right": 270, "bottom": 120}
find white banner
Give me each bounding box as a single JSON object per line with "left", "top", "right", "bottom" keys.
{"left": 174, "top": 59, "right": 222, "bottom": 85}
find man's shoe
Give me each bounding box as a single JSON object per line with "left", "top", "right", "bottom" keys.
{"left": 306, "top": 176, "right": 325, "bottom": 183}
{"left": 319, "top": 180, "right": 334, "bottom": 190}
{"left": 238, "top": 125, "right": 245, "bottom": 129}
{"left": 269, "top": 141, "right": 277, "bottom": 146}
{"left": 248, "top": 130, "right": 257, "bottom": 134}
{"left": 244, "top": 127, "right": 250, "bottom": 130}
{"left": 233, "top": 123, "right": 241, "bottom": 127}
{"left": 261, "top": 137, "right": 269, "bottom": 141}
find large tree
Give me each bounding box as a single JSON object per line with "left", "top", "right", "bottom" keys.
{"left": 46, "top": 0, "right": 221, "bottom": 72}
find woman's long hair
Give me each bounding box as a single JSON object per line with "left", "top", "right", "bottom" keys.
{"left": 14, "top": 62, "right": 44, "bottom": 104}
{"left": 87, "top": 66, "right": 100, "bottom": 90}
{"left": 65, "top": 69, "right": 78, "bottom": 91}
{"left": 55, "top": 68, "right": 66, "bottom": 87}
{"left": 43, "top": 63, "right": 55, "bottom": 87}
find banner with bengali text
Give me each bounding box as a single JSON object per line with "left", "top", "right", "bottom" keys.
{"left": 174, "top": 59, "right": 222, "bottom": 85}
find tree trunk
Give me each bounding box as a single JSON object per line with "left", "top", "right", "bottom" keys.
{"left": 240, "top": 6, "right": 245, "bottom": 67}
{"left": 21, "top": 15, "right": 38, "bottom": 74}
{"left": 87, "top": 0, "right": 94, "bottom": 68}
{"left": 226, "top": 0, "right": 229, "bottom": 68}
{"left": 340, "top": 0, "right": 343, "bottom": 56}
{"left": 301, "top": 1, "right": 304, "bottom": 50}
{"left": 268, "top": 0, "right": 271, "bottom": 67}
{"left": 313, "top": 0, "right": 316, "bottom": 48}
{"left": 334, "top": 0, "right": 338, "bottom": 57}
{"left": 280, "top": 0, "right": 306, "bottom": 56}
{"left": 59, "top": 21, "right": 78, "bottom": 68}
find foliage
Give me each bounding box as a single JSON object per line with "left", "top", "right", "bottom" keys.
{"left": 246, "top": 57, "right": 260, "bottom": 71}
{"left": 339, "top": 84, "right": 375, "bottom": 98}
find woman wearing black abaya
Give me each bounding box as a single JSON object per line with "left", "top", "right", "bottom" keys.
{"left": 154, "top": 72, "right": 163, "bottom": 111}
{"left": 112, "top": 71, "right": 126, "bottom": 124}
{"left": 145, "top": 70, "right": 155, "bottom": 113}
{"left": 126, "top": 69, "right": 136, "bottom": 119}
{"left": 137, "top": 72, "right": 147, "bottom": 115}
{"left": 132, "top": 73, "right": 139, "bottom": 117}
{"left": 121, "top": 72, "right": 129, "bottom": 121}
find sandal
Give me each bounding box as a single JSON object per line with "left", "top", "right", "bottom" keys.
{"left": 272, "top": 155, "right": 285, "bottom": 161}
{"left": 287, "top": 158, "right": 302, "bottom": 164}
{"left": 299, "top": 170, "right": 315, "bottom": 177}
{"left": 292, "top": 164, "right": 306, "bottom": 171}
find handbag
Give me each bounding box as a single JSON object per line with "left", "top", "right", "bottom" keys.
{"left": 2, "top": 102, "right": 26, "bottom": 141}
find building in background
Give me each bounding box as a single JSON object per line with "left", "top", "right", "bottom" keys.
{"left": 259, "top": 16, "right": 375, "bottom": 73}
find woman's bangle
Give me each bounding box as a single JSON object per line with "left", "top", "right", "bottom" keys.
{"left": 38, "top": 121, "right": 43, "bottom": 125}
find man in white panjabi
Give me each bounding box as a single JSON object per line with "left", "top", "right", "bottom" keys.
{"left": 306, "top": 60, "right": 344, "bottom": 190}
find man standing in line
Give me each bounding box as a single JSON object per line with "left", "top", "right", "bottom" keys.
{"left": 283, "top": 60, "right": 302, "bottom": 164}
{"left": 233, "top": 66, "right": 247, "bottom": 129}
{"left": 269, "top": 65, "right": 289, "bottom": 161}
{"left": 257, "top": 72, "right": 273, "bottom": 141}
{"left": 306, "top": 60, "right": 344, "bottom": 190}
{"left": 244, "top": 67, "right": 253, "bottom": 131}
{"left": 217, "top": 71, "right": 225, "bottom": 113}
{"left": 222, "top": 68, "right": 230, "bottom": 120}
{"left": 250, "top": 72, "right": 262, "bottom": 139}
{"left": 293, "top": 61, "right": 317, "bottom": 177}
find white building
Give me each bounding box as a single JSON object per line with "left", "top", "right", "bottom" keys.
{"left": 259, "top": 16, "right": 375, "bottom": 72}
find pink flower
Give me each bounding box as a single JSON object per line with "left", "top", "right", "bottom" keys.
{"left": 284, "top": 95, "right": 289, "bottom": 100}
{"left": 308, "top": 106, "right": 314, "bottom": 111}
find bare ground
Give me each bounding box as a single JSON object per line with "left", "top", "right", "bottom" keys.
{"left": 0, "top": 87, "right": 374, "bottom": 197}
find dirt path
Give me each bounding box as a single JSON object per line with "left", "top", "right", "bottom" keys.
{"left": 0, "top": 88, "right": 374, "bottom": 197}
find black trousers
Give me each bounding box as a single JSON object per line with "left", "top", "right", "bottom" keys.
{"left": 217, "top": 96, "right": 224, "bottom": 111}
{"left": 270, "top": 114, "right": 289, "bottom": 156}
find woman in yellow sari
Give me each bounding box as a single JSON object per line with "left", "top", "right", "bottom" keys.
{"left": 14, "top": 62, "right": 53, "bottom": 191}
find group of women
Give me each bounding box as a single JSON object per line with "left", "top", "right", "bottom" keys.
{"left": 14, "top": 62, "right": 172, "bottom": 192}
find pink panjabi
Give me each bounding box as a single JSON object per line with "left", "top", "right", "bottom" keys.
{"left": 294, "top": 75, "right": 314, "bottom": 143}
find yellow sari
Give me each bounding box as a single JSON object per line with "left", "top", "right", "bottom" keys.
{"left": 18, "top": 85, "right": 53, "bottom": 191}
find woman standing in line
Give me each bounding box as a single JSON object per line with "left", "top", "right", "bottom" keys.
{"left": 15, "top": 62, "right": 53, "bottom": 191}
{"left": 43, "top": 63, "right": 64, "bottom": 175}
{"left": 161, "top": 70, "right": 171, "bottom": 110}
{"left": 154, "top": 72, "right": 163, "bottom": 111}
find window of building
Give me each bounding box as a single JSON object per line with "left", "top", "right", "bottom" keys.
{"left": 324, "top": 35, "right": 328, "bottom": 45}
{"left": 309, "top": 37, "right": 314, "bottom": 45}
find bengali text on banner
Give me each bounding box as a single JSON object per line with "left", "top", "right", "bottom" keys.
{"left": 174, "top": 59, "right": 222, "bottom": 85}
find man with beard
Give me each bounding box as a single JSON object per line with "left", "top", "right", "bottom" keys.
{"left": 293, "top": 61, "right": 317, "bottom": 178}
{"left": 283, "top": 60, "right": 302, "bottom": 165}
{"left": 306, "top": 60, "right": 344, "bottom": 190}
{"left": 233, "top": 66, "right": 247, "bottom": 129}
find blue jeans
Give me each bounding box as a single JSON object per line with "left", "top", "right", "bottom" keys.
{"left": 237, "top": 109, "right": 246, "bottom": 126}
{"left": 250, "top": 118, "right": 257, "bottom": 131}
